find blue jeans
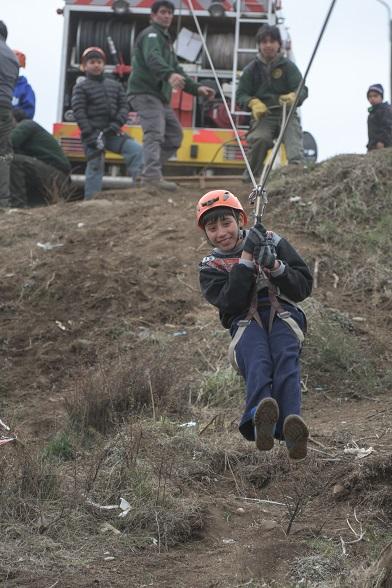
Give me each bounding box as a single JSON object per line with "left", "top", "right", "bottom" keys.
{"left": 84, "top": 133, "right": 143, "bottom": 200}
{"left": 233, "top": 305, "right": 305, "bottom": 441}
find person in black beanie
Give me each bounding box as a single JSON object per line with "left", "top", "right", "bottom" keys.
{"left": 366, "top": 83, "right": 392, "bottom": 151}
{"left": 0, "top": 20, "right": 19, "bottom": 207}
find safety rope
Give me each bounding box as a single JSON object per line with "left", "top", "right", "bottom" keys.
{"left": 185, "top": 0, "right": 256, "bottom": 186}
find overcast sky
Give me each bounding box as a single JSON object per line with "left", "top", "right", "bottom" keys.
{"left": 2, "top": 0, "right": 391, "bottom": 161}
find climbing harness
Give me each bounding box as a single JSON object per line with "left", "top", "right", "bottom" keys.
{"left": 228, "top": 278, "right": 305, "bottom": 374}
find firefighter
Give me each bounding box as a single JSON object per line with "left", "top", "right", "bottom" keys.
{"left": 127, "top": 0, "right": 215, "bottom": 192}
{"left": 197, "top": 190, "right": 312, "bottom": 460}
{"left": 12, "top": 50, "right": 36, "bottom": 120}
{"left": 366, "top": 83, "right": 392, "bottom": 151}
{"left": 236, "top": 25, "right": 308, "bottom": 183}
{"left": 0, "top": 21, "right": 19, "bottom": 208}
{"left": 71, "top": 47, "right": 143, "bottom": 200}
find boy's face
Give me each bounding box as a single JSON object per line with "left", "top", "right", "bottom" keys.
{"left": 259, "top": 37, "right": 280, "bottom": 61}
{"left": 368, "top": 91, "right": 383, "bottom": 106}
{"left": 151, "top": 7, "right": 174, "bottom": 29}
{"left": 84, "top": 58, "right": 105, "bottom": 76}
{"left": 204, "top": 214, "right": 242, "bottom": 251}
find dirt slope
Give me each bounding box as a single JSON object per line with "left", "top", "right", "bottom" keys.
{"left": 1, "top": 155, "right": 392, "bottom": 588}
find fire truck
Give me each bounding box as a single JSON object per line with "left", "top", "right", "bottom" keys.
{"left": 54, "top": 0, "right": 317, "bottom": 178}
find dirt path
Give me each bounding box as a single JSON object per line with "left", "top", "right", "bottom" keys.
{"left": 1, "top": 169, "right": 392, "bottom": 587}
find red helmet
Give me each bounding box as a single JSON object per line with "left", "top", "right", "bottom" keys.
{"left": 81, "top": 47, "right": 106, "bottom": 64}
{"left": 196, "top": 190, "right": 248, "bottom": 228}
{"left": 13, "top": 50, "right": 26, "bottom": 68}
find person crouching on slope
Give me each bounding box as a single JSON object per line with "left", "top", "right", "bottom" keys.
{"left": 197, "top": 190, "right": 313, "bottom": 460}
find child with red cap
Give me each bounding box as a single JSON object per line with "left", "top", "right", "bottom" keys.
{"left": 72, "top": 47, "right": 143, "bottom": 200}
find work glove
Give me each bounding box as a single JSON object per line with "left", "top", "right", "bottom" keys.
{"left": 85, "top": 131, "right": 105, "bottom": 151}
{"left": 258, "top": 240, "right": 277, "bottom": 270}
{"left": 279, "top": 92, "right": 296, "bottom": 106}
{"left": 248, "top": 98, "right": 268, "bottom": 120}
{"left": 243, "top": 223, "right": 267, "bottom": 257}
{"left": 108, "top": 122, "right": 122, "bottom": 135}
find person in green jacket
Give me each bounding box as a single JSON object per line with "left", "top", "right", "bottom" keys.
{"left": 127, "top": 0, "right": 214, "bottom": 192}
{"left": 10, "top": 110, "right": 72, "bottom": 207}
{"left": 236, "top": 25, "right": 308, "bottom": 183}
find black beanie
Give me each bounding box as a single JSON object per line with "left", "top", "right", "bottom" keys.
{"left": 0, "top": 21, "right": 8, "bottom": 40}
{"left": 367, "top": 83, "right": 384, "bottom": 98}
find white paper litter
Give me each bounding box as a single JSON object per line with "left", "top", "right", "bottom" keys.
{"left": 344, "top": 447, "right": 374, "bottom": 459}
{"left": 37, "top": 242, "right": 64, "bottom": 251}
{"left": 179, "top": 421, "right": 197, "bottom": 428}
{"left": 0, "top": 418, "right": 10, "bottom": 431}
{"left": 0, "top": 437, "right": 17, "bottom": 446}
{"left": 118, "top": 497, "right": 132, "bottom": 518}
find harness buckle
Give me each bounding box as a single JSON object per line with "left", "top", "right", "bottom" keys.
{"left": 277, "top": 311, "right": 291, "bottom": 319}
{"left": 237, "top": 319, "right": 251, "bottom": 327}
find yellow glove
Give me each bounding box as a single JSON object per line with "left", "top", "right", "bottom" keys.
{"left": 279, "top": 92, "right": 296, "bottom": 106}
{"left": 248, "top": 98, "right": 268, "bottom": 120}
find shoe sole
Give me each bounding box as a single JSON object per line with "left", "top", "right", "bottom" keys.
{"left": 254, "top": 397, "right": 279, "bottom": 451}
{"left": 283, "top": 415, "right": 309, "bottom": 460}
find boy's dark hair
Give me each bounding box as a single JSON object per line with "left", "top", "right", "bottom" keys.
{"left": 256, "top": 25, "right": 282, "bottom": 47}
{"left": 200, "top": 206, "right": 241, "bottom": 228}
{"left": 0, "top": 21, "right": 8, "bottom": 40}
{"left": 151, "top": 0, "right": 175, "bottom": 13}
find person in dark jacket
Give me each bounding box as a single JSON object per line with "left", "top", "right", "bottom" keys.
{"left": 0, "top": 21, "right": 19, "bottom": 207}
{"left": 197, "top": 190, "right": 312, "bottom": 460}
{"left": 10, "top": 110, "right": 72, "bottom": 207}
{"left": 12, "top": 50, "right": 36, "bottom": 119}
{"left": 236, "top": 25, "right": 308, "bottom": 182}
{"left": 72, "top": 46, "right": 143, "bottom": 200}
{"left": 127, "top": 0, "right": 215, "bottom": 192}
{"left": 366, "top": 83, "right": 392, "bottom": 151}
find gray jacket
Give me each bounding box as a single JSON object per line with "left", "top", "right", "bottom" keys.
{"left": 0, "top": 39, "right": 19, "bottom": 109}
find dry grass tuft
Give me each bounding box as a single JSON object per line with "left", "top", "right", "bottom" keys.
{"left": 65, "top": 347, "right": 185, "bottom": 435}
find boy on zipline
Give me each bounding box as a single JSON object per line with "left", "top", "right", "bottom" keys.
{"left": 197, "top": 190, "right": 312, "bottom": 460}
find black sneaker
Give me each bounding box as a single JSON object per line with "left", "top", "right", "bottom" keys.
{"left": 254, "top": 397, "right": 279, "bottom": 451}
{"left": 283, "top": 415, "right": 309, "bottom": 460}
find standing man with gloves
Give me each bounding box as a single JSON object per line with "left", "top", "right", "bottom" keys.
{"left": 237, "top": 25, "right": 308, "bottom": 182}
{"left": 0, "top": 21, "right": 19, "bottom": 208}
{"left": 127, "top": 0, "right": 215, "bottom": 192}
{"left": 72, "top": 47, "right": 143, "bottom": 200}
